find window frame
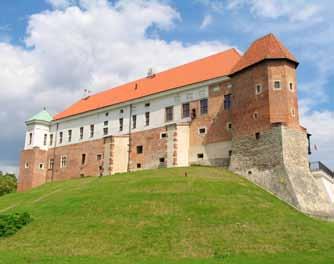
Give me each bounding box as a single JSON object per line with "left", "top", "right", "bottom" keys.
{"left": 200, "top": 98, "right": 208, "bottom": 115}
{"left": 145, "top": 112, "right": 150, "bottom": 126}
{"left": 132, "top": 115, "right": 137, "bottom": 129}
{"left": 255, "top": 84, "right": 263, "bottom": 95}
{"left": 182, "top": 103, "right": 190, "bottom": 118}
{"left": 68, "top": 130, "right": 72, "bottom": 143}
{"left": 43, "top": 134, "right": 47, "bottom": 146}
{"left": 59, "top": 131, "right": 63, "bottom": 144}
{"left": 90, "top": 124, "right": 94, "bottom": 138}
{"left": 273, "top": 80, "right": 281, "bottom": 90}
{"left": 165, "top": 106, "right": 174, "bottom": 122}
{"left": 198, "top": 127, "right": 207, "bottom": 135}
{"left": 119, "top": 118, "right": 124, "bottom": 131}
{"left": 224, "top": 94, "right": 232, "bottom": 110}
{"left": 79, "top": 127, "right": 84, "bottom": 140}
{"left": 136, "top": 145, "right": 143, "bottom": 154}
{"left": 60, "top": 155, "right": 67, "bottom": 168}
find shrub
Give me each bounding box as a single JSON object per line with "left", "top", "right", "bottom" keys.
{"left": 0, "top": 174, "right": 17, "bottom": 196}
{"left": 0, "top": 212, "right": 32, "bottom": 238}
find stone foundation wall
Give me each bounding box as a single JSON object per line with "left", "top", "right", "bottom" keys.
{"left": 230, "top": 125, "right": 334, "bottom": 218}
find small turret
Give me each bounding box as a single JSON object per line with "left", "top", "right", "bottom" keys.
{"left": 24, "top": 109, "right": 53, "bottom": 150}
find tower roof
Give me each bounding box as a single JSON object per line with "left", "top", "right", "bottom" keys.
{"left": 27, "top": 110, "right": 53, "bottom": 123}
{"left": 231, "top": 33, "right": 298, "bottom": 74}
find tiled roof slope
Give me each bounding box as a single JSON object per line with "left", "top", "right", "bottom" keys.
{"left": 231, "top": 33, "right": 298, "bottom": 74}
{"left": 54, "top": 49, "right": 241, "bottom": 120}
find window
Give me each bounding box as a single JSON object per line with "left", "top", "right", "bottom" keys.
{"left": 224, "top": 94, "right": 232, "bottom": 110}
{"left": 105, "top": 112, "right": 109, "bottom": 116}
{"left": 120, "top": 109, "right": 124, "bottom": 114}
{"left": 39, "top": 163, "right": 44, "bottom": 170}
{"left": 96, "top": 154, "right": 102, "bottom": 161}
{"left": 191, "top": 109, "right": 196, "bottom": 119}
{"left": 198, "top": 127, "right": 207, "bottom": 135}
{"left": 228, "top": 150, "right": 232, "bottom": 157}
{"left": 29, "top": 133, "right": 32, "bottom": 145}
{"left": 59, "top": 132, "right": 63, "bottom": 144}
{"left": 200, "top": 98, "right": 208, "bottom": 115}
{"left": 60, "top": 156, "right": 67, "bottom": 168}
{"left": 43, "top": 134, "right": 47, "bottom": 146}
{"left": 103, "top": 127, "right": 108, "bottom": 135}
{"left": 197, "top": 153, "right": 204, "bottom": 159}
{"left": 289, "top": 82, "right": 294, "bottom": 91}
{"left": 49, "top": 134, "right": 53, "bottom": 146}
{"left": 274, "top": 80, "right": 281, "bottom": 90}
{"left": 104, "top": 121, "right": 108, "bottom": 126}
{"left": 255, "top": 132, "right": 261, "bottom": 140}
{"left": 160, "top": 132, "right": 167, "bottom": 139}
{"left": 159, "top": 157, "right": 165, "bottom": 163}
{"left": 182, "top": 103, "right": 190, "bottom": 118}
{"left": 80, "top": 127, "right": 84, "bottom": 140}
{"left": 145, "top": 102, "right": 150, "bottom": 107}
{"left": 119, "top": 118, "right": 123, "bottom": 131}
{"left": 136, "top": 145, "right": 143, "bottom": 154}
{"left": 145, "top": 112, "right": 150, "bottom": 126}
{"left": 25, "top": 162, "right": 29, "bottom": 169}
{"left": 255, "top": 84, "right": 262, "bottom": 95}
{"left": 226, "top": 122, "right": 232, "bottom": 130}
{"left": 68, "top": 130, "right": 72, "bottom": 142}
{"left": 159, "top": 157, "right": 166, "bottom": 167}
{"left": 49, "top": 159, "right": 54, "bottom": 170}
{"left": 90, "top": 124, "right": 94, "bottom": 138}
{"left": 165, "top": 106, "right": 174, "bottom": 122}
{"left": 132, "top": 115, "right": 137, "bottom": 129}
{"left": 291, "top": 108, "right": 296, "bottom": 117}
{"left": 253, "top": 112, "right": 259, "bottom": 120}
{"left": 137, "top": 163, "right": 142, "bottom": 168}
{"left": 81, "top": 154, "right": 86, "bottom": 165}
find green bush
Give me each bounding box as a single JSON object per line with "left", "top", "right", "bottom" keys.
{"left": 0, "top": 172, "right": 17, "bottom": 196}
{"left": 0, "top": 212, "right": 32, "bottom": 238}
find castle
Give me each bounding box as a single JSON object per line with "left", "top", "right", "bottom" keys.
{"left": 19, "top": 34, "right": 334, "bottom": 218}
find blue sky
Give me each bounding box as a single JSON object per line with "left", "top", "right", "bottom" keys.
{"left": 0, "top": 0, "right": 333, "bottom": 173}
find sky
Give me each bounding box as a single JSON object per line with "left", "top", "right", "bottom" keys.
{"left": 0, "top": 0, "right": 333, "bottom": 174}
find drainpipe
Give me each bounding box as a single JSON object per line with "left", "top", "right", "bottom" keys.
{"left": 127, "top": 103, "right": 133, "bottom": 172}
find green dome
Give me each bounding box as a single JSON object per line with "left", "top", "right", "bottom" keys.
{"left": 28, "top": 110, "right": 53, "bottom": 123}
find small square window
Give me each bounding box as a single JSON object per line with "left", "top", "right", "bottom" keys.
{"left": 145, "top": 102, "right": 150, "bottom": 107}
{"left": 228, "top": 150, "right": 232, "bottom": 157}
{"left": 97, "top": 154, "right": 102, "bottom": 161}
{"left": 274, "top": 80, "right": 281, "bottom": 90}
{"left": 120, "top": 109, "right": 124, "bottom": 114}
{"left": 39, "top": 163, "right": 44, "bottom": 170}
{"left": 103, "top": 127, "right": 109, "bottom": 136}
{"left": 198, "top": 127, "right": 207, "bottom": 135}
{"left": 104, "top": 121, "right": 108, "bottom": 126}
{"left": 105, "top": 112, "right": 109, "bottom": 116}
{"left": 255, "top": 132, "right": 261, "bottom": 140}
{"left": 136, "top": 145, "right": 143, "bottom": 154}
{"left": 197, "top": 153, "right": 204, "bottom": 159}
{"left": 159, "top": 157, "right": 165, "bottom": 163}
{"left": 226, "top": 122, "right": 232, "bottom": 130}
{"left": 137, "top": 163, "right": 142, "bottom": 168}
{"left": 160, "top": 132, "right": 167, "bottom": 139}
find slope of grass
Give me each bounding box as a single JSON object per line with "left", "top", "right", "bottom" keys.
{"left": 0, "top": 167, "right": 334, "bottom": 263}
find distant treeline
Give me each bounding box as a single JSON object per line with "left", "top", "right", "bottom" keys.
{"left": 0, "top": 172, "right": 17, "bottom": 196}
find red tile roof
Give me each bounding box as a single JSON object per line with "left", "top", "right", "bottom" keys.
{"left": 231, "top": 33, "right": 298, "bottom": 74}
{"left": 54, "top": 33, "right": 297, "bottom": 121}
{"left": 54, "top": 48, "right": 241, "bottom": 120}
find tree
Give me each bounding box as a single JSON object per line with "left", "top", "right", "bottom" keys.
{"left": 0, "top": 173, "right": 17, "bottom": 196}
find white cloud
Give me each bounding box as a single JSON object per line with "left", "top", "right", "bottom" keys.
{"left": 300, "top": 108, "right": 334, "bottom": 170}
{"left": 0, "top": 0, "right": 234, "bottom": 172}
{"left": 200, "top": 14, "right": 213, "bottom": 29}
{"left": 227, "top": 0, "right": 322, "bottom": 23}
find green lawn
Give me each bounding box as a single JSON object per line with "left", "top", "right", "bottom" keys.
{"left": 0, "top": 167, "right": 334, "bottom": 263}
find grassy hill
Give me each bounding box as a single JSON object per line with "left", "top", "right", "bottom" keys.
{"left": 0, "top": 167, "right": 334, "bottom": 264}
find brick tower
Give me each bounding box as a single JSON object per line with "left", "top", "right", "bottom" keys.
{"left": 229, "top": 34, "right": 334, "bottom": 218}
